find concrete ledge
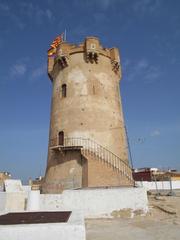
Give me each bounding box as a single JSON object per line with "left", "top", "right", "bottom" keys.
{"left": 0, "top": 211, "right": 86, "bottom": 240}
{"left": 40, "top": 187, "right": 148, "bottom": 218}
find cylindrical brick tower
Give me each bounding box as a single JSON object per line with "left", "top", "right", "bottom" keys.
{"left": 42, "top": 37, "right": 133, "bottom": 193}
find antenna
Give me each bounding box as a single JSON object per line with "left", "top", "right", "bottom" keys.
{"left": 64, "top": 29, "right": 67, "bottom": 42}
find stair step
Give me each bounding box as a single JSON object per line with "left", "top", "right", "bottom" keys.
{"left": 61, "top": 137, "right": 134, "bottom": 184}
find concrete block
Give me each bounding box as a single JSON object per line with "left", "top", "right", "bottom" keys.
{"left": 27, "top": 190, "right": 40, "bottom": 211}
{"left": 5, "top": 192, "right": 26, "bottom": 212}
{"left": 4, "top": 179, "right": 23, "bottom": 192}
{"left": 0, "top": 192, "right": 26, "bottom": 213}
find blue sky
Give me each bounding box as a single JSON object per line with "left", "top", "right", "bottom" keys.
{"left": 0, "top": 0, "right": 180, "bottom": 182}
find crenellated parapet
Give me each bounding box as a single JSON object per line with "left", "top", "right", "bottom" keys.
{"left": 47, "top": 36, "right": 121, "bottom": 80}
{"left": 110, "top": 48, "right": 120, "bottom": 74}
{"left": 85, "top": 37, "right": 100, "bottom": 63}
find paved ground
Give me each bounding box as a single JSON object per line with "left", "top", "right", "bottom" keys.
{"left": 86, "top": 190, "right": 180, "bottom": 240}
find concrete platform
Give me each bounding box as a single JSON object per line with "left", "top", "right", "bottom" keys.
{"left": 0, "top": 210, "right": 86, "bottom": 240}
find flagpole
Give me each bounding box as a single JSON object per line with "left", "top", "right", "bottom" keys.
{"left": 64, "top": 29, "right": 67, "bottom": 42}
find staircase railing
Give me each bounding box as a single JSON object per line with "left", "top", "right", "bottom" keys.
{"left": 56, "top": 137, "right": 133, "bottom": 182}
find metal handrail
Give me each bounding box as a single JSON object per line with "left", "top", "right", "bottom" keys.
{"left": 50, "top": 137, "right": 133, "bottom": 181}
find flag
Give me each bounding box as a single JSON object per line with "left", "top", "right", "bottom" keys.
{"left": 47, "top": 47, "right": 56, "bottom": 56}
{"left": 51, "top": 36, "right": 61, "bottom": 47}
{"left": 48, "top": 33, "right": 64, "bottom": 56}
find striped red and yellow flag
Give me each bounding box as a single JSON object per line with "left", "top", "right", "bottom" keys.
{"left": 48, "top": 33, "right": 64, "bottom": 56}
{"left": 47, "top": 48, "right": 56, "bottom": 56}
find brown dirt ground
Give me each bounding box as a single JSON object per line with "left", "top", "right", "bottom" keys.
{"left": 86, "top": 190, "right": 180, "bottom": 240}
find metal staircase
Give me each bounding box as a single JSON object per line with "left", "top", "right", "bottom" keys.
{"left": 51, "top": 137, "right": 133, "bottom": 183}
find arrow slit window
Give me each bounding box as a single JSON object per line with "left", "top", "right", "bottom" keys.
{"left": 62, "top": 84, "right": 67, "bottom": 98}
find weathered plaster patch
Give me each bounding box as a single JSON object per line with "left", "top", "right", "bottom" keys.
{"left": 68, "top": 67, "right": 88, "bottom": 96}
{"left": 94, "top": 72, "right": 111, "bottom": 90}
{"left": 111, "top": 208, "right": 133, "bottom": 218}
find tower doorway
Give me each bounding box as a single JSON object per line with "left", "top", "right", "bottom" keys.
{"left": 58, "top": 131, "right": 64, "bottom": 145}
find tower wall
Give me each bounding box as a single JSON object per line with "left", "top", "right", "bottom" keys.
{"left": 43, "top": 37, "right": 132, "bottom": 193}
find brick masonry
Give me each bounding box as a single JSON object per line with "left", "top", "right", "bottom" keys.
{"left": 42, "top": 37, "right": 133, "bottom": 193}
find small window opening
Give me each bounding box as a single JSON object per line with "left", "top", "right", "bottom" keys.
{"left": 90, "top": 43, "right": 96, "bottom": 49}
{"left": 58, "top": 131, "right": 64, "bottom": 145}
{"left": 62, "top": 84, "right": 67, "bottom": 98}
{"left": 93, "top": 85, "right": 95, "bottom": 95}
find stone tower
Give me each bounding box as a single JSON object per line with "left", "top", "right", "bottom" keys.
{"left": 42, "top": 37, "right": 133, "bottom": 193}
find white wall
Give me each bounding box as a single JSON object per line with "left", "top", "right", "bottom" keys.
{"left": 0, "top": 193, "right": 6, "bottom": 212}
{"left": 0, "top": 192, "right": 27, "bottom": 213}
{"left": 4, "top": 179, "right": 23, "bottom": 192}
{"left": 22, "top": 185, "right": 31, "bottom": 193}
{"left": 40, "top": 187, "right": 148, "bottom": 218}
{"left": 0, "top": 187, "right": 148, "bottom": 218}
{"left": 135, "top": 180, "right": 180, "bottom": 190}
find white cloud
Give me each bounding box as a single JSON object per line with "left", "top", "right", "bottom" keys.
{"left": 133, "top": 0, "right": 161, "bottom": 14}
{"left": 46, "top": 9, "right": 53, "bottom": 20}
{"left": 150, "top": 129, "right": 160, "bottom": 137}
{"left": 19, "top": 3, "right": 54, "bottom": 24}
{"left": 137, "top": 59, "right": 149, "bottom": 69}
{"left": 97, "top": 0, "right": 121, "bottom": 10}
{"left": 9, "top": 59, "right": 46, "bottom": 81}
{"left": 144, "top": 66, "right": 161, "bottom": 82}
{"left": 0, "top": 2, "right": 25, "bottom": 30}
{"left": 93, "top": 12, "right": 106, "bottom": 23}
{"left": 11, "top": 15, "right": 25, "bottom": 30}
{"left": 0, "top": 3, "right": 10, "bottom": 12}
{"left": 31, "top": 64, "right": 46, "bottom": 80}
{"left": 122, "top": 58, "right": 161, "bottom": 83}
{"left": 74, "top": 0, "right": 119, "bottom": 11}
{"left": 98, "top": 0, "right": 112, "bottom": 10}
{"left": 10, "top": 63, "right": 27, "bottom": 77}
{"left": 123, "top": 59, "right": 131, "bottom": 69}
{"left": 71, "top": 25, "right": 88, "bottom": 38}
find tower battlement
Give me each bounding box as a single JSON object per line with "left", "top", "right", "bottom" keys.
{"left": 48, "top": 37, "right": 121, "bottom": 80}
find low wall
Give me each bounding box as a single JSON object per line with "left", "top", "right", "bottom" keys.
{"left": 136, "top": 180, "right": 180, "bottom": 190}
{"left": 0, "top": 187, "right": 148, "bottom": 218}
{"left": 40, "top": 187, "right": 148, "bottom": 218}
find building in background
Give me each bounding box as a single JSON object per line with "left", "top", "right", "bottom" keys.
{"left": 0, "top": 172, "right": 11, "bottom": 191}
{"left": 133, "top": 167, "right": 180, "bottom": 181}
{"left": 29, "top": 176, "right": 44, "bottom": 191}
